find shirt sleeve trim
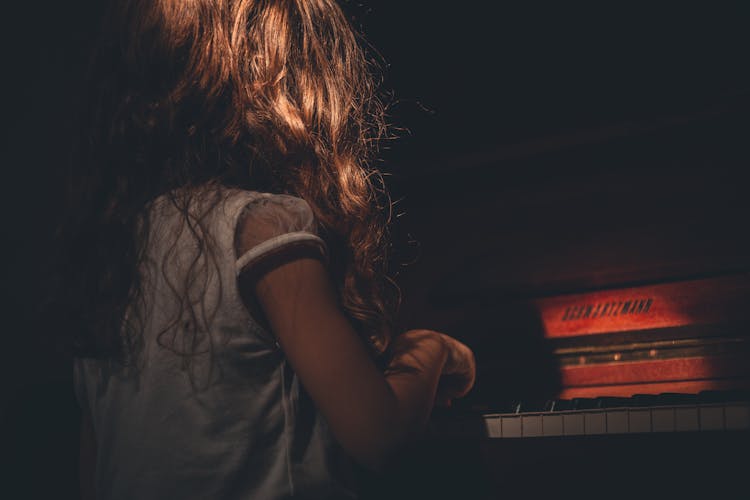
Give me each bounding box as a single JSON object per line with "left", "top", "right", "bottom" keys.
{"left": 235, "top": 231, "right": 327, "bottom": 276}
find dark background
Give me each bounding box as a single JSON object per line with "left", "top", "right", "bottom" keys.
{"left": 3, "top": 2, "right": 749, "bottom": 499}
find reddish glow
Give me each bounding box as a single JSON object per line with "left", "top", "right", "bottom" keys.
{"left": 534, "top": 274, "right": 749, "bottom": 338}
{"left": 560, "top": 355, "right": 750, "bottom": 387}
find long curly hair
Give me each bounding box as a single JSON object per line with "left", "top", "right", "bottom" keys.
{"left": 51, "top": 0, "right": 398, "bottom": 370}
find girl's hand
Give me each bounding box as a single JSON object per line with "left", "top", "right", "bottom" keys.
{"left": 434, "top": 333, "right": 476, "bottom": 407}
{"left": 387, "top": 330, "right": 476, "bottom": 408}
{"left": 385, "top": 329, "right": 449, "bottom": 377}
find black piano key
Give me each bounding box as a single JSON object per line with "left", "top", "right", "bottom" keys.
{"left": 495, "top": 401, "right": 524, "bottom": 414}
{"left": 497, "top": 391, "right": 750, "bottom": 416}
{"left": 595, "top": 396, "right": 631, "bottom": 408}
{"left": 697, "top": 390, "right": 728, "bottom": 403}
{"left": 630, "top": 394, "right": 658, "bottom": 407}
{"left": 517, "top": 400, "right": 548, "bottom": 412}
{"left": 655, "top": 392, "right": 697, "bottom": 406}
{"left": 712, "top": 389, "right": 749, "bottom": 403}
{"left": 570, "top": 397, "right": 597, "bottom": 410}
{"left": 545, "top": 399, "right": 573, "bottom": 411}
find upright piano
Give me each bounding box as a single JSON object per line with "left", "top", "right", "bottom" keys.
{"left": 368, "top": 273, "right": 750, "bottom": 500}
{"left": 367, "top": 106, "right": 750, "bottom": 499}
{"left": 445, "top": 272, "right": 750, "bottom": 428}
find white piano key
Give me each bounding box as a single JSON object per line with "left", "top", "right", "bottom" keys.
{"left": 501, "top": 416, "right": 522, "bottom": 437}
{"left": 606, "top": 410, "right": 629, "bottom": 434}
{"left": 522, "top": 415, "right": 543, "bottom": 437}
{"left": 584, "top": 412, "right": 606, "bottom": 435}
{"left": 563, "top": 413, "right": 585, "bottom": 435}
{"left": 484, "top": 416, "right": 502, "bottom": 438}
{"left": 699, "top": 406, "right": 725, "bottom": 431}
{"left": 651, "top": 408, "right": 676, "bottom": 432}
{"left": 724, "top": 403, "right": 750, "bottom": 430}
{"left": 628, "top": 409, "right": 652, "bottom": 433}
{"left": 542, "top": 414, "right": 564, "bottom": 436}
{"left": 675, "top": 407, "right": 699, "bottom": 431}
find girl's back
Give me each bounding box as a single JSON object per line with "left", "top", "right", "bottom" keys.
{"left": 75, "top": 187, "right": 355, "bottom": 499}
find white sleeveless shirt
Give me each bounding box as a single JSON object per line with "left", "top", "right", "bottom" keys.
{"left": 73, "top": 187, "right": 359, "bottom": 500}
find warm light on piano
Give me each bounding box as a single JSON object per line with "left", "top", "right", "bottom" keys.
{"left": 535, "top": 274, "right": 749, "bottom": 338}
{"left": 527, "top": 273, "right": 750, "bottom": 398}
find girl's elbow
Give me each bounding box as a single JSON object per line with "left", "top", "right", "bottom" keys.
{"left": 344, "top": 440, "right": 395, "bottom": 474}
{"left": 336, "top": 422, "right": 412, "bottom": 473}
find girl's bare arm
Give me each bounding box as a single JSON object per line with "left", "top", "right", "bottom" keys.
{"left": 246, "top": 256, "right": 460, "bottom": 471}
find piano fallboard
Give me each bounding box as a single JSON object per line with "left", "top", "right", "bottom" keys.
{"left": 534, "top": 273, "right": 750, "bottom": 338}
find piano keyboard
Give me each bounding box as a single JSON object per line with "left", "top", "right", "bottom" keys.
{"left": 433, "top": 391, "right": 750, "bottom": 438}
{"left": 480, "top": 401, "right": 750, "bottom": 438}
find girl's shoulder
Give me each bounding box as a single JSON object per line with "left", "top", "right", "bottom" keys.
{"left": 235, "top": 190, "right": 317, "bottom": 233}
{"left": 233, "top": 190, "right": 327, "bottom": 275}
{"left": 143, "top": 185, "right": 325, "bottom": 263}
{"left": 145, "top": 186, "right": 310, "bottom": 227}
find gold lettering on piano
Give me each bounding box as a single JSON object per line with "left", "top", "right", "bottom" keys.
{"left": 562, "top": 298, "right": 653, "bottom": 321}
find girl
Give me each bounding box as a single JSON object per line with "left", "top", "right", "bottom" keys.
{"left": 54, "top": 1, "right": 476, "bottom": 498}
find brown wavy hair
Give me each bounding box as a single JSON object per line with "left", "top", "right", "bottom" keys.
{"left": 51, "top": 0, "right": 398, "bottom": 371}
